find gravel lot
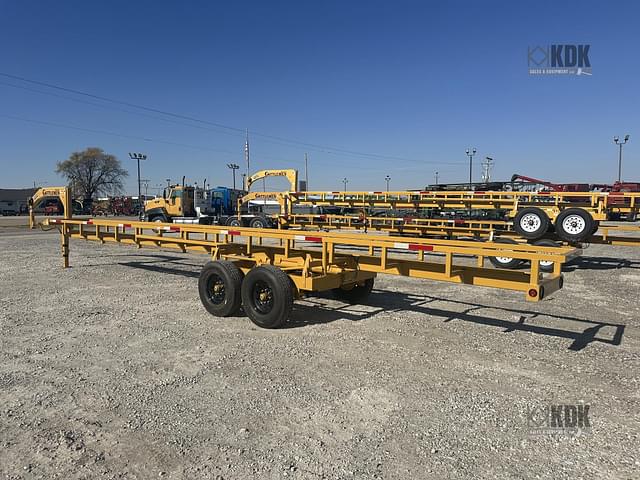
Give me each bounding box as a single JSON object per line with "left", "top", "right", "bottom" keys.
{"left": 1, "top": 221, "right": 639, "bottom": 479}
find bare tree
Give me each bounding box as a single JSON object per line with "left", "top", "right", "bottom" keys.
{"left": 56, "top": 148, "right": 128, "bottom": 201}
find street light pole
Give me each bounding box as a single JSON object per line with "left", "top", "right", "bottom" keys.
{"left": 435, "top": 171, "right": 439, "bottom": 185}
{"left": 614, "top": 135, "right": 630, "bottom": 182}
{"left": 227, "top": 163, "right": 240, "bottom": 189}
{"left": 465, "top": 148, "right": 476, "bottom": 188}
{"left": 385, "top": 175, "right": 391, "bottom": 192}
{"left": 128, "top": 152, "right": 147, "bottom": 220}
{"left": 342, "top": 177, "right": 348, "bottom": 192}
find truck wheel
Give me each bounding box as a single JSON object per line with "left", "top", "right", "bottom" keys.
{"left": 198, "top": 261, "right": 244, "bottom": 317}
{"left": 488, "top": 238, "right": 524, "bottom": 269}
{"left": 513, "top": 207, "right": 549, "bottom": 240}
{"left": 249, "top": 217, "right": 268, "bottom": 229}
{"left": 555, "top": 208, "right": 594, "bottom": 242}
{"left": 226, "top": 217, "right": 241, "bottom": 227}
{"left": 532, "top": 239, "right": 560, "bottom": 273}
{"left": 333, "top": 277, "right": 375, "bottom": 303}
{"left": 241, "top": 265, "right": 294, "bottom": 328}
{"left": 150, "top": 214, "right": 168, "bottom": 223}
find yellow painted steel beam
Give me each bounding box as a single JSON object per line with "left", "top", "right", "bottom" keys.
{"left": 46, "top": 217, "right": 579, "bottom": 302}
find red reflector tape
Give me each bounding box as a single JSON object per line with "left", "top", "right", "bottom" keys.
{"left": 305, "top": 236, "right": 322, "bottom": 242}
{"left": 474, "top": 191, "right": 486, "bottom": 195}
{"left": 228, "top": 230, "right": 242, "bottom": 236}
{"left": 408, "top": 244, "right": 434, "bottom": 251}
{"left": 538, "top": 191, "right": 550, "bottom": 195}
{"left": 86, "top": 219, "right": 94, "bottom": 224}
{"left": 123, "top": 224, "right": 132, "bottom": 228}
{"left": 454, "top": 219, "right": 465, "bottom": 226}
{"left": 169, "top": 226, "right": 181, "bottom": 232}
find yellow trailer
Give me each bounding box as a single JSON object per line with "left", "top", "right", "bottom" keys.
{"left": 244, "top": 188, "right": 640, "bottom": 242}
{"left": 279, "top": 213, "right": 640, "bottom": 271}
{"left": 44, "top": 217, "right": 579, "bottom": 329}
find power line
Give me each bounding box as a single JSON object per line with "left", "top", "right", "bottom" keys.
{"left": 0, "top": 113, "right": 235, "bottom": 153}
{"left": 0, "top": 71, "right": 465, "bottom": 166}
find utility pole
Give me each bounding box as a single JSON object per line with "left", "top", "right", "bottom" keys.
{"left": 166, "top": 178, "right": 171, "bottom": 188}
{"left": 614, "top": 135, "right": 630, "bottom": 182}
{"left": 385, "top": 175, "right": 391, "bottom": 191}
{"left": 342, "top": 177, "right": 348, "bottom": 192}
{"left": 465, "top": 148, "right": 476, "bottom": 188}
{"left": 128, "top": 152, "right": 147, "bottom": 220}
{"left": 244, "top": 128, "right": 250, "bottom": 188}
{"left": 481, "top": 157, "right": 494, "bottom": 183}
{"left": 140, "top": 179, "right": 150, "bottom": 198}
{"left": 227, "top": 163, "right": 239, "bottom": 189}
{"left": 434, "top": 171, "right": 439, "bottom": 185}
{"left": 304, "top": 152, "right": 309, "bottom": 190}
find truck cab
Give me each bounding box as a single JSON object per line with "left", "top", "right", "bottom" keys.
{"left": 145, "top": 185, "right": 196, "bottom": 222}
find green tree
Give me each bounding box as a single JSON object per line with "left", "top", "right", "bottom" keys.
{"left": 56, "top": 147, "right": 128, "bottom": 201}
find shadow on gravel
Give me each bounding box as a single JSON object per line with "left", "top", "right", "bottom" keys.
{"left": 360, "top": 290, "right": 625, "bottom": 351}
{"left": 115, "top": 255, "right": 625, "bottom": 351}
{"left": 302, "top": 290, "right": 625, "bottom": 351}
{"left": 562, "top": 256, "right": 640, "bottom": 271}
{"left": 116, "top": 254, "right": 204, "bottom": 278}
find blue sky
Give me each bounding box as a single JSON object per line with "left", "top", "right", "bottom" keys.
{"left": 0, "top": 0, "right": 638, "bottom": 193}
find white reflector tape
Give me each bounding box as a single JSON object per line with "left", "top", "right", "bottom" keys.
{"left": 394, "top": 242, "right": 410, "bottom": 249}
{"left": 295, "top": 235, "right": 306, "bottom": 241}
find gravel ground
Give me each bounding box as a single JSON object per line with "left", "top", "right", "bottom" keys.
{"left": 1, "top": 224, "right": 639, "bottom": 479}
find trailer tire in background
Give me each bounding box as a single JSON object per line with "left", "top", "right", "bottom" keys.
{"left": 198, "top": 261, "right": 244, "bottom": 317}
{"left": 241, "top": 265, "right": 294, "bottom": 328}
{"left": 513, "top": 207, "right": 550, "bottom": 240}
{"left": 332, "top": 277, "right": 375, "bottom": 304}
{"left": 532, "top": 239, "right": 561, "bottom": 273}
{"left": 488, "top": 238, "right": 525, "bottom": 269}
{"left": 555, "top": 208, "right": 594, "bottom": 242}
{"left": 249, "top": 216, "right": 269, "bottom": 229}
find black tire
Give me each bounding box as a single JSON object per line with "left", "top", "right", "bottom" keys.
{"left": 332, "top": 277, "right": 375, "bottom": 304}
{"left": 226, "top": 216, "right": 241, "bottom": 227}
{"left": 150, "top": 214, "right": 168, "bottom": 223}
{"left": 555, "top": 208, "right": 594, "bottom": 242}
{"left": 488, "top": 238, "right": 524, "bottom": 269}
{"left": 198, "top": 261, "right": 244, "bottom": 317}
{"left": 241, "top": 265, "right": 294, "bottom": 328}
{"left": 591, "top": 221, "right": 600, "bottom": 235}
{"left": 513, "top": 207, "right": 550, "bottom": 240}
{"left": 249, "top": 216, "right": 268, "bottom": 229}
{"left": 531, "top": 239, "right": 561, "bottom": 273}
{"left": 627, "top": 212, "right": 638, "bottom": 222}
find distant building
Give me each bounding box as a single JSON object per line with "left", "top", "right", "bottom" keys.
{"left": 0, "top": 188, "right": 36, "bottom": 215}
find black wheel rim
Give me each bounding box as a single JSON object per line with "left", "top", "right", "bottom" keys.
{"left": 252, "top": 280, "right": 274, "bottom": 314}
{"left": 207, "top": 274, "right": 226, "bottom": 304}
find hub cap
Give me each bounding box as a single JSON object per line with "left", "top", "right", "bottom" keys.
{"left": 494, "top": 256, "right": 514, "bottom": 264}
{"left": 207, "top": 274, "right": 226, "bottom": 304}
{"left": 561, "top": 215, "right": 586, "bottom": 234}
{"left": 520, "top": 213, "right": 541, "bottom": 233}
{"left": 253, "top": 280, "right": 274, "bottom": 314}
